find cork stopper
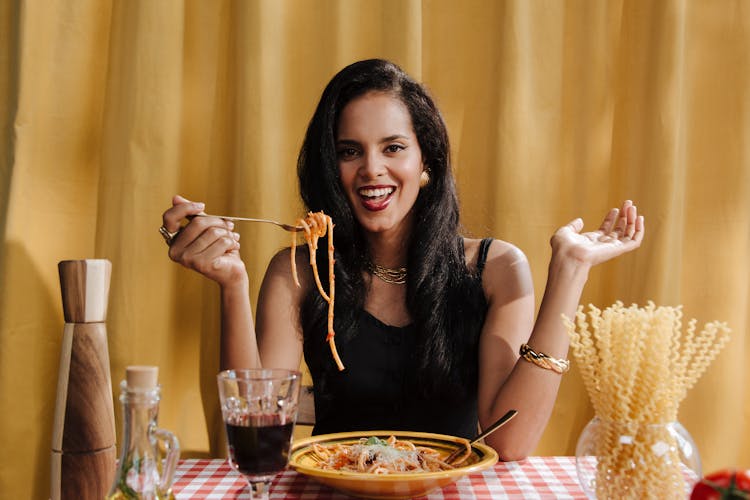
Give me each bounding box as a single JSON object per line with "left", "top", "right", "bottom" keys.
{"left": 126, "top": 366, "right": 158, "bottom": 390}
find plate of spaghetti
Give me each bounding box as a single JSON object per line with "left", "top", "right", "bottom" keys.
{"left": 289, "top": 431, "right": 499, "bottom": 499}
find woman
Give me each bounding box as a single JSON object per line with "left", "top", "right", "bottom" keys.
{"left": 160, "top": 59, "right": 644, "bottom": 460}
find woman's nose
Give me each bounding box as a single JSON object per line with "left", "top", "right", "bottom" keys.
{"left": 359, "top": 150, "right": 387, "bottom": 178}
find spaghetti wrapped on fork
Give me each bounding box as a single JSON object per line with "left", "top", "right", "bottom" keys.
{"left": 291, "top": 211, "right": 344, "bottom": 371}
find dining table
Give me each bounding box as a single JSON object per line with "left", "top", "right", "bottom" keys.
{"left": 172, "top": 456, "right": 588, "bottom": 499}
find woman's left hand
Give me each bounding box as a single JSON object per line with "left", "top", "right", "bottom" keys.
{"left": 551, "top": 200, "right": 645, "bottom": 268}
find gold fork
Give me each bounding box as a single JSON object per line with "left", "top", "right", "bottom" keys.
{"left": 190, "top": 213, "right": 303, "bottom": 232}
{"left": 444, "top": 409, "right": 518, "bottom": 464}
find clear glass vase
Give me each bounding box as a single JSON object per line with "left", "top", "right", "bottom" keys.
{"left": 575, "top": 417, "right": 701, "bottom": 499}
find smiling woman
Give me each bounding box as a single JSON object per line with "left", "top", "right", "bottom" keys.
{"left": 161, "top": 59, "right": 645, "bottom": 462}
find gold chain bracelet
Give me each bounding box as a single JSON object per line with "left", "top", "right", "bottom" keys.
{"left": 519, "top": 343, "right": 570, "bottom": 374}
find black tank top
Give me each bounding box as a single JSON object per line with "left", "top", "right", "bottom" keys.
{"left": 310, "top": 238, "right": 493, "bottom": 439}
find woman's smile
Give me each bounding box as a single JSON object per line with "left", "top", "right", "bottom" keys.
{"left": 357, "top": 185, "right": 396, "bottom": 211}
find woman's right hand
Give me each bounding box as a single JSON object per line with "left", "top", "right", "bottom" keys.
{"left": 161, "top": 195, "right": 246, "bottom": 286}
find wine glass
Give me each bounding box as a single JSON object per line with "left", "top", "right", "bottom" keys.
{"left": 217, "top": 369, "right": 301, "bottom": 500}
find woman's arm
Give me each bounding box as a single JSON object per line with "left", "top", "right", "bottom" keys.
{"left": 254, "top": 248, "right": 307, "bottom": 370}
{"left": 477, "top": 201, "right": 644, "bottom": 461}
{"left": 219, "top": 275, "right": 259, "bottom": 370}
{"left": 162, "top": 195, "right": 304, "bottom": 371}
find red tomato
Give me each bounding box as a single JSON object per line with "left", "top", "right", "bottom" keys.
{"left": 690, "top": 469, "right": 750, "bottom": 499}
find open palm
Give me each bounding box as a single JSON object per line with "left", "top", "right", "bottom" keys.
{"left": 551, "top": 200, "right": 645, "bottom": 268}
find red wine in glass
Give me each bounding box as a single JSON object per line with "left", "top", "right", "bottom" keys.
{"left": 225, "top": 421, "right": 294, "bottom": 477}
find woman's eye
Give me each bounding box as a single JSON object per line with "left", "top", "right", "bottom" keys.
{"left": 337, "top": 148, "right": 359, "bottom": 159}
{"left": 385, "top": 144, "right": 405, "bottom": 153}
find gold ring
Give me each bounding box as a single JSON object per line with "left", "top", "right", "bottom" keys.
{"left": 159, "top": 225, "right": 180, "bottom": 246}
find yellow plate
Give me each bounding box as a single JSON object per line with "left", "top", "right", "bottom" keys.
{"left": 289, "top": 430, "right": 499, "bottom": 499}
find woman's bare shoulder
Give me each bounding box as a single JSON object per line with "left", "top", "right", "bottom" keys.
{"left": 263, "top": 245, "right": 314, "bottom": 291}
{"left": 463, "top": 237, "right": 527, "bottom": 270}
{"left": 463, "top": 237, "right": 532, "bottom": 301}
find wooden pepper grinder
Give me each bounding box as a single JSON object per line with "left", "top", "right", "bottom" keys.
{"left": 51, "top": 259, "right": 117, "bottom": 499}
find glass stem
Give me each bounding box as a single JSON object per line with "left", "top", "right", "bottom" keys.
{"left": 249, "top": 480, "right": 271, "bottom": 500}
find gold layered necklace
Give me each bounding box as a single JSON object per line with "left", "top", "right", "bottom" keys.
{"left": 367, "top": 262, "right": 407, "bottom": 285}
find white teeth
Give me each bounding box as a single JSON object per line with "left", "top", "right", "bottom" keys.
{"left": 359, "top": 187, "right": 394, "bottom": 198}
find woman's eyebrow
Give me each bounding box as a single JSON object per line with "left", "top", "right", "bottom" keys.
{"left": 381, "top": 134, "right": 410, "bottom": 143}
{"left": 336, "top": 139, "right": 360, "bottom": 146}
{"left": 336, "top": 134, "right": 410, "bottom": 145}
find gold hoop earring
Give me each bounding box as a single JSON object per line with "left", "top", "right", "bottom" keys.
{"left": 419, "top": 170, "right": 430, "bottom": 188}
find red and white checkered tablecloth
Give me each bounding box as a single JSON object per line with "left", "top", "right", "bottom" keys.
{"left": 173, "top": 456, "right": 587, "bottom": 499}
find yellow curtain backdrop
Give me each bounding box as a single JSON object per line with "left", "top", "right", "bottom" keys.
{"left": 1, "top": 0, "right": 748, "bottom": 497}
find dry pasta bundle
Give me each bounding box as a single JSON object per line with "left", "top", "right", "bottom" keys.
{"left": 563, "top": 301, "right": 730, "bottom": 499}
{"left": 290, "top": 211, "right": 345, "bottom": 371}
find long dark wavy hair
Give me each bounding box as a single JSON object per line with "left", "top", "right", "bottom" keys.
{"left": 298, "top": 59, "right": 487, "bottom": 399}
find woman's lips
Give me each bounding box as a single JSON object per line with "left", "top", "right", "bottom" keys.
{"left": 357, "top": 186, "right": 395, "bottom": 212}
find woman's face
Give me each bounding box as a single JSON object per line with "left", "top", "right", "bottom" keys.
{"left": 336, "top": 91, "right": 425, "bottom": 238}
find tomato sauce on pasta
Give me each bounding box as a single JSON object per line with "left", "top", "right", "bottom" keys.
{"left": 310, "top": 436, "right": 470, "bottom": 474}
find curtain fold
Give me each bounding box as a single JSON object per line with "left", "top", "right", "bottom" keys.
{"left": 1, "top": 1, "right": 747, "bottom": 497}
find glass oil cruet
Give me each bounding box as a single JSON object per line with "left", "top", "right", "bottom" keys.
{"left": 107, "top": 366, "right": 180, "bottom": 500}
